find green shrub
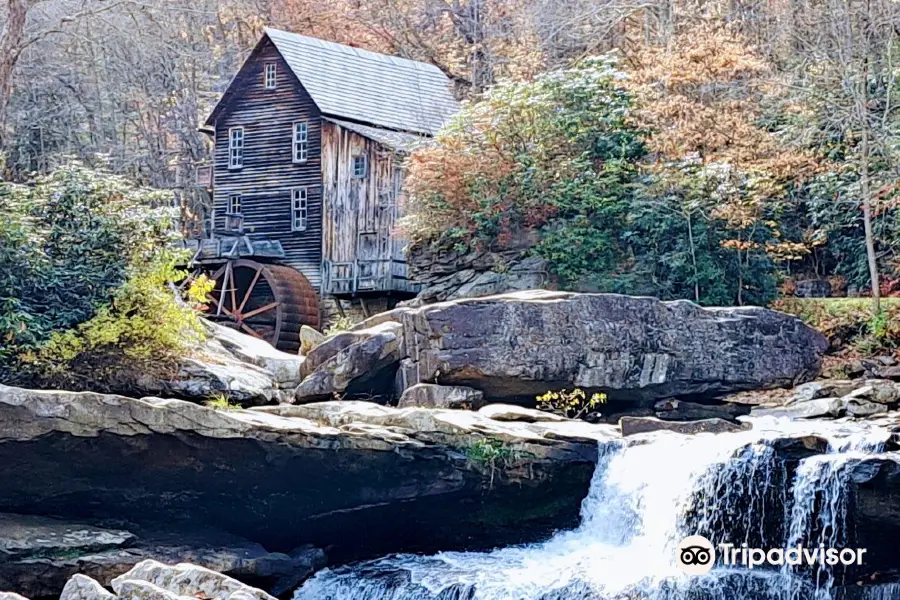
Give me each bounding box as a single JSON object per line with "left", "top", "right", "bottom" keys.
{"left": 404, "top": 56, "right": 646, "bottom": 287}
{"left": 772, "top": 297, "right": 900, "bottom": 352}
{"left": 205, "top": 394, "right": 243, "bottom": 411}
{"left": 0, "top": 162, "right": 208, "bottom": 387}
{"left": 324, "top": 316, "right": 355, "bottom": 337}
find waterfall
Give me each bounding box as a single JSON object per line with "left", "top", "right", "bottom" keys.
{"left": 293, "top": 418, "right": 894, "bottom": 600}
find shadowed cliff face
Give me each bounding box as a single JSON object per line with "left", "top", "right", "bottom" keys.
{"left": 0, "top": 429, "right": 594, "bottom": 559}
{"left": 0, "top": 385, "right": 607, "bottom": 567}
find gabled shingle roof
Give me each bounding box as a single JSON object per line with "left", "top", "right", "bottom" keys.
{"left": 265, "top": 28, "right": 457, "bottom": 135}
{"left": 323, "top": 117, "right": 426, "bottom": 152}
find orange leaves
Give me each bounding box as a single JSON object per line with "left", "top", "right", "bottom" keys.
{"left": 627, "top": 22, "right": 814, "bottom": 185}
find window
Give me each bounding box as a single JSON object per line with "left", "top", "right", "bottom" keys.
{"left": 225, "top": 195, "right": 243, "bottom": 231}
{"left": 228, "top": 194, "right": 241, "bottom": 214}
{"left": 352, "top": 154, "right": 367, "bottom": 178}
{"left": 292, "top": 188, "right": 308, "bottom": 231}
{"left": 293, "top": 122, "right": 308, "bottom": 163}
{"left": 228, "top": 127, "right": 244, "bottom": 169}
{"left": 264, "top": 63, "right": 277, "bottom": 89}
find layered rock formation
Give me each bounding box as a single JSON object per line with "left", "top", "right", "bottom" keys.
{"left": 297, "top": 290, "right": 828, "bottom": 406}
{"left": 0, "top": 383, "right": 613, "bottom": 598}
{"left": 404, "top": 243, "right": 552, "bottom": 307}
{"left": 12, "top": 559, "right": 282, "bottom": 600}
{"left": 0, "top": 514, "right": 323, "bottom": 598}
{"left": 4, "top": 381, "right": 900, "bottom": 597}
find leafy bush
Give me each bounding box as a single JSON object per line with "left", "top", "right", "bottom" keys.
{"left": 618, "top": 160, "right": 785, "bottom": 306}
{"left": 466, "top": 437, "right": 523, "bottom": 488}
{"left": 0, "top": 162, "right": 208, "bottom": 387}
{"left": 404, "top": 56, "right": 646, "bottom": 287}
{"left": 536, "top": 388, "right": 607, "bottom": 419}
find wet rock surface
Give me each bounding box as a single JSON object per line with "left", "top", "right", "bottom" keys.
{"left": 620, "top": 416, "right": 746, "bottom": 436}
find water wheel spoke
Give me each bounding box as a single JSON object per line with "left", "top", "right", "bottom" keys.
{"left": 226, "top": 261, "right": 238, "bottom": 314}
{"left": 239, "top": 323, "right": 265, "bottom": 339}
{"left": 237, "top": 266, "right": 263, "bottom": 315}
{"left": 206, "top": 293, "right": 236, "bottom": 318}
{"left": 242, "top": 301, "right": 280, "bottom": 320}
{"left": 210, "top": 265, "right": 227, "bottom": 317}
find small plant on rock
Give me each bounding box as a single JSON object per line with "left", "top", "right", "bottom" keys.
{"left": 466, "top": 438, "right": 521, "bottom": 489}
{"left": 205, "top": 394, "right": 243, "bottom": 411}
{"left": 536, "top": 388, "right": 607, "bottom": 419}
{"left": 324, "top": 316, "right": 355, "bottom": 337}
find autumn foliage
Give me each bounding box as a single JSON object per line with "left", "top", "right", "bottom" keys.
{"left": 404, "top": 57, "right": 646, "bottom": 284}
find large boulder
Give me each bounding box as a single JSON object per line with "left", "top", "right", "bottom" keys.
{"left": 111, "top": 560, "right": 275, "bottom": 600}
{"left": 134, "top": 322, "right": 302, "bottom": 405}
{"left": 60, "top": 575, "right": 116, "bottom": 600}
{"left": 400, "top": 291, "right": 828, "bottom": 402}
{"left": 294, "top": 321, "right": 404, "bottom": 403}
{"left": 397, "top": 384, "right": 485, "bottom": 409}
{"left": 0, "top": 383, "right": 614, "bottom": 592}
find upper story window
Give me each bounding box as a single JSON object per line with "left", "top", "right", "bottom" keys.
{"left": 292, "top": 187, "right": 308, "bottom": 232}
{"left": 352, "top": 154, "right": 367, "bottom": 178}
{"left": 228, "top": 127, "right": 244, "bottom": 169}
{"left": 264, "top": 63, "right": 277, "bottom": 89}
{"left": 293, "top": 122, "right": 308, "bottom": 163}
{"left": 228, "top": 194, "right": 241, "bottom": 214}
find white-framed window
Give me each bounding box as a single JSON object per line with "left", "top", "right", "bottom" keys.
{"left": 292, "top": 187, "right": 308, "bottom": 231}
{"left": 352, "top": 154, "right": 367, "bottom": 178}
{"left": 228, "top": 127, "right": 244, "bottom": 169}
{"left": 228, "top": 194, "right": 241, "bottom": 214}
{"left": 264, "top": 62, "right": 277, "bottom": 89}
{"left": 293, "top": 122, "right": 308, "bottom": 163}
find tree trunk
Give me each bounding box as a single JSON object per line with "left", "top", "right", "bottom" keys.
{"left": 685, "top": 211, "right": 700, "bottom": 303}
{"left": 0, "top": 0, "right": 30, "bottom": 154}
{"left": 860, "top": 121, "right": 881, "bottom": 313}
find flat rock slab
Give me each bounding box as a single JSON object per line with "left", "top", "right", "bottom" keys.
{"left": 0, "top": 512, "right": 325, "bottom": 598}
{"left": 0, "top": 384, "right": 614, "bottom": 572}
{"left": 400, "top": 290, "right": 827, "bottom": 402}
{"left": 0, "top": 514, "right": 135, "bottom": 560}
{"left": 620, "top": 416, "right": 746, "bottom": 436}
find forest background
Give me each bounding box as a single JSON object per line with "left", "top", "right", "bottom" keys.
{"left": 2, "top": 0, "right": 900, "bottom": 359}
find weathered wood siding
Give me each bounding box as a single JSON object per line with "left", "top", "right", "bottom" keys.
{"left": 321, "top": 122, "right": 416, "bottom": 295}
{"left": 211, "top": 39, "right": 323, "bottom": 289}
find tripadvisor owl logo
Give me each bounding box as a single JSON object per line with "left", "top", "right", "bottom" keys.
{"left": 676, "top": 535, "right": 716, "bottom": 575}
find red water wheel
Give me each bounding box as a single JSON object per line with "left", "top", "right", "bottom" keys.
{"left": 205, "top": 259, "right": 319, "bottom": 353}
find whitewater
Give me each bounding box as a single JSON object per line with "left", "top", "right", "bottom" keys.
{"left": 294, "top": 416, "right": 895, "bottom": 600}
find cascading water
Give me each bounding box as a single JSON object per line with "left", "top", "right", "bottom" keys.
{"left": 293, "top": 417, "right": 895, "bottom": 600}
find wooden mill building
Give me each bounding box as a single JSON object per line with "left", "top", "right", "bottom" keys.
{"left": 193, "top": 28, "right": 458, "bottom": 347}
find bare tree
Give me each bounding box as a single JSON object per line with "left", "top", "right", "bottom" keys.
{"left": 783, "top": 0, "right": 900, "bottom": 311}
